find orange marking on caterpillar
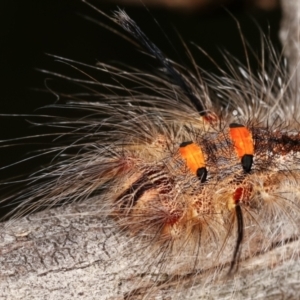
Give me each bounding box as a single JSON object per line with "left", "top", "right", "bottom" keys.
{"left": 228, "top": 185, "right": 252, "bottom": 211}
{"left": 233, "top": 187, "right": 243, "bottom": 203}
{"left": 202, "top": 111, "right": 218, "bottom": 123}
{"left": 165, "top": 210, "right": 182, "bottom": 227}
{"left": 229, "top": 123, "right": 254, "bottom": 173}
{"left": 179, "top": 141, "right": 207, "bottom": 183}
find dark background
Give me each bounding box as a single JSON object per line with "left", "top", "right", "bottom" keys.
{"left": 0, "top": 0, "right": 281, "bottom": 183}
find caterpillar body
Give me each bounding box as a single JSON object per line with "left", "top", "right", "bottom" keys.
{"left": 0, "top": 2, "right": 300, "bottom": 299}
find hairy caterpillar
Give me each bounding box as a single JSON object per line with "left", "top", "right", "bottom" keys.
{"left": 0, "top": 1, "right": 300, "bottom": 299}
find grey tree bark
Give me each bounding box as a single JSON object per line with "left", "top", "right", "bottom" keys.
{"left": 1, "top": 0, "right": 300, "bottom": 299}
{"left": 1, "top": 199, "right": 299, "bottom": 299}
{"left": 280, "top": 0, "right": 300, "bottom": 89}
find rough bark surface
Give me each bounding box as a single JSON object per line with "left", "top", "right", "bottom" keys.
{"left": 280, "top": 0, "right": 300, "bottom": 86}
{"left": 1, "top": 200, "right": 299, "bottom": 299}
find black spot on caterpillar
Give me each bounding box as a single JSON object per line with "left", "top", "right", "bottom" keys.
{"left": 0, "top": 1, "right": 299, "bottom": 299}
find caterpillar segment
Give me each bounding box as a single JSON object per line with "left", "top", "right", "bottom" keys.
{"left": 108, "top": 116, "right": 258, "bottom": 272}
{"left": 229, "top": 123, "right": 254, "bottom": 173}
{"left": 226, "top": 123, "right": 254, "bottom": 273}
{"left": 178, "top": 141, "right": 207, "bottom": 183}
